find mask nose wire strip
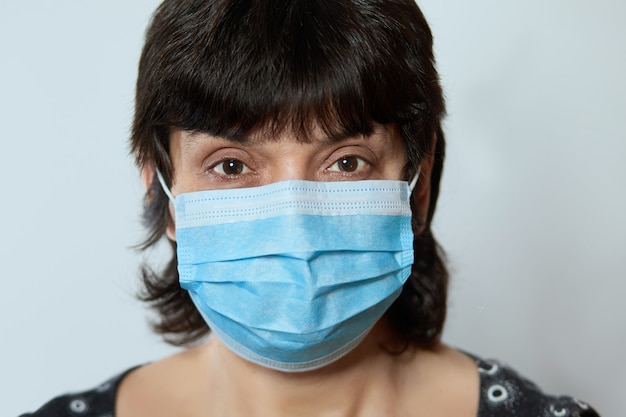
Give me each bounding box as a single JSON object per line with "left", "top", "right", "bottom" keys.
{"left": 156, "top": 169, "right": 175, "bottom": 202}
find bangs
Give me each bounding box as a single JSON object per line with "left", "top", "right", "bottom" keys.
{"left": 141, "top": 0, "right": 430, "bottom": 144}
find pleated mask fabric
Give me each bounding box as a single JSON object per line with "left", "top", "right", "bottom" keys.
{"left": 168, "top": 178, "right": 415, "bottom": 372}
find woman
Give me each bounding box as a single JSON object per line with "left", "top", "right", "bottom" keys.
{"left": 22, "top": 0, "right": 600, "bottom": 416}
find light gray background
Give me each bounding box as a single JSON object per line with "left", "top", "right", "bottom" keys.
{"left": 1, "top": 1, "right": 623, "bottom": 416}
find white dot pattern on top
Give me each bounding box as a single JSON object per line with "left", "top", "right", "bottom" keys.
{"left": 18, "top": 368, "right": 136, "bottom": 417}
{"left": 471, "top": 355, "right": 600, "bottom": 417}
{"left": 68, "top": 399, "right": 88, "bottom": 413}
{"left": 19, "top": 356, "right": 600, "bottom": 417}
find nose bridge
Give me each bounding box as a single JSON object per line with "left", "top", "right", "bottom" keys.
{"left": 267, "top": 141, "right": 316, "bottom": 183}
{"left": 272, "top": 158, "right": 309, "bottom": 182}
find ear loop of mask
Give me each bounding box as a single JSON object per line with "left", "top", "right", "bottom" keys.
{"left": 156, "top": 169, "right": 175, "bottom": 202}
{"left": 408, "top": 165, "right": 421, "bottom": 194}
{"left": 156, "top": 166, "right": 421, "bottom": 201}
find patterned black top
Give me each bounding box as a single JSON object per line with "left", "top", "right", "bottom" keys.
{"left": 20, "top": 356, "right": 600, "bottom": 417}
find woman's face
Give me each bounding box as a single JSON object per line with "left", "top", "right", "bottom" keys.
{"left": 167, "top": 123, "right": 408, "bottom": 195}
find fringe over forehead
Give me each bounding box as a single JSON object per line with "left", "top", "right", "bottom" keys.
{"left": 132, "top": 0, "right": 444, "bottom": 169}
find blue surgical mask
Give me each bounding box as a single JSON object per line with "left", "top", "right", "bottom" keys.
{"left": 158, "top": 173, "right": 417, "bottom": 372}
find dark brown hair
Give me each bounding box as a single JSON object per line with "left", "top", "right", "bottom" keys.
{"left": 131, "top": 0, "right": 448, "bottom": 348}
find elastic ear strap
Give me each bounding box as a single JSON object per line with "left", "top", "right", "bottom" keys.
{"left": 156, "top": 169, "right": 175, "bottom": 202}
{"left": 408, "top": 164, "right": 422, "bottom": 193}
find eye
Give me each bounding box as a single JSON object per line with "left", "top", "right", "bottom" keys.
{"left": 330, "top": 156, "right": 365, "bottom": 173}
{"left": 212, "top": 158, "right": 250, "bottom": 176}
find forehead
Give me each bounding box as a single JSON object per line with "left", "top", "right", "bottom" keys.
{"left": 176, "top": 122, "right": 399, "bottom": 148}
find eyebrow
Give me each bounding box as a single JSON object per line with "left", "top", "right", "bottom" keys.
{"left": 184, "top": 130, "right": 259, "bottom": 145}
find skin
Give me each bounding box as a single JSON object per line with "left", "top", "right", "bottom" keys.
{"left": 118, "top": 124, "right": 480, "bottom": 417}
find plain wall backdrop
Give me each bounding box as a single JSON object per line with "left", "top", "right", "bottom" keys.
{"left": 1, "top": 1, "right": 624, "bottom": 415}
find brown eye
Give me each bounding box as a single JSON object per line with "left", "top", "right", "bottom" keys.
{"left": 214, "top": 159, "right": 249, "bottom": 176}
{"left": 337, "top": 156, "right": 360, "bottom": 172}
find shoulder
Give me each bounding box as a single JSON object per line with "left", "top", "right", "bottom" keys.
{"left": 115, "top": 344, "right": 210, "bottom": 417}
{"left": 395, "top": 344, "right": 480, "bottom": 416}
{"left": 468, "top": 354, "right": 601, "bottom": 417}
{"left": 19, "top": 367, "right": 138, "bottom": 417}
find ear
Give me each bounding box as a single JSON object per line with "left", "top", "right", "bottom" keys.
{"left": 412, "top": 134, "right": 437, "bottom": 234}
{"left": 141, "top": 165, "right": 177, "bottom": 241}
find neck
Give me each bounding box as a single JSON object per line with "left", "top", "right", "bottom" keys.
{"left": 205, "top": 324, "right": 402, "bottom": 417}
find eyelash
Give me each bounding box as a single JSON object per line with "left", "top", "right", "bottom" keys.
{"left": 209, "top": 158, "right": 252, "bottom": 177}
{"left": 205, "top": 152, "right": 373, "bottom": 181}
{"left": 327, "top": 155, "right": 369, "bottom": 174}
